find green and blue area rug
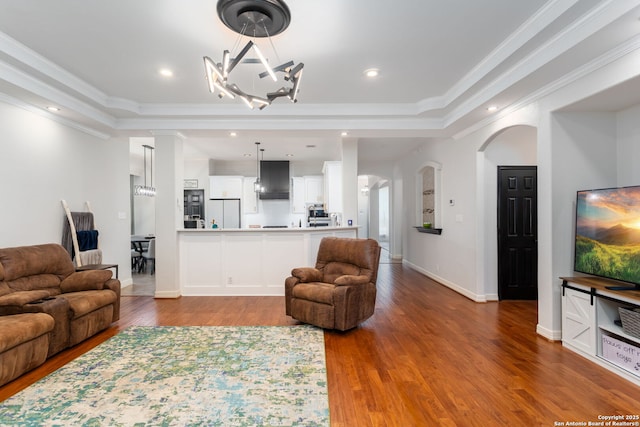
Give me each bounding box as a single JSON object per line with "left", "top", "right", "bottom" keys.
{"left": 0, "top": 326, "right": 329, "bottom": 426}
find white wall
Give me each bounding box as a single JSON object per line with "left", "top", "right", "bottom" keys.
{"left": 401, "top": 137, "right": 478, "bottom": 299}
{"left": 0, "top": 102, "right": 131, "bottom": 284}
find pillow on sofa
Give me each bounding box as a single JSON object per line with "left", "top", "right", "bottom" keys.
{"left": 60, "top": 270, "right": 112, "bottom": 293}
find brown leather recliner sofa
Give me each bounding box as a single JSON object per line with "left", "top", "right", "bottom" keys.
{"left": 285, "top": 237, "right": 381, "bottom": 331}
{"left": 0, "top": 243, "right": 120, "bottom": 386}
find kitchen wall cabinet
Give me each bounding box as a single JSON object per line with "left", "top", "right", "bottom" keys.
{"left": 323, "top": 161, "right": 342, "bottom": 213}
{"left": 292, "top": 177, "right": 305, "bottom": 213}
{"left": 304, "top": 176, "right": 323, "bottom": 204}
{"left": 209, "top": 176, "right": 243, "bottom": 199}
{"left": 292, "top": 176, "right": 324, "bottom": 213}
{"left": 243, "top": 177, "right": 258, "bottom": 213}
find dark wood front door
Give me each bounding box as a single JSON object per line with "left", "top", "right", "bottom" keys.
{"left": 184, "top": 189, "right": 204, "bottom": 219}
{"left": 497, "top": 166, "right": 538, "bottom": 300}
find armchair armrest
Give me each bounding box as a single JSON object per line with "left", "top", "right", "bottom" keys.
{"left": 0, "top": 290, "right": 51, "bottom": 309}
{"left": 334, "top": 275, "right": 371, "bottom": 286}
{"left": 291, "top": 267, "right": 323, "bottom": 283}
{"left": 60, "top": 269, "right": 112, "bottom": 293}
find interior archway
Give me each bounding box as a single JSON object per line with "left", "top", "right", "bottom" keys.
{"left": 477, "top": 125, "right": 537, "bottom": 300}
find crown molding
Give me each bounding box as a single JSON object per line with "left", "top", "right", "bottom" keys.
{"left": 432, "top": 0, "right": 581, "bottom": 114}
{"left": 0, "top": 0, "right": 637, "bottom": 139}
{"left": 442, "top": 0, "right": 640, "bottom": 130}
{"left": 0, "top": 31, "right": 109, "bottom": 104}
{"left": 0, "top": 91, "right": 111, "bottom": 139}
{"left": 452, "top": 34, "right": 640, "bottom": 140}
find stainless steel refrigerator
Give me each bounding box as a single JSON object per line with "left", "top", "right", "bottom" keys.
{"left": 206, "top": 199, "right": 241, "bottom": 229}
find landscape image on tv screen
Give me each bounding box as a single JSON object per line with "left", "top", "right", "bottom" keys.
{"left": 575, "top": 185, "right": 640, "bottom": 286}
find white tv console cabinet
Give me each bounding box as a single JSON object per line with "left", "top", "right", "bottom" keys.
{"left": 561, "top": 276, "right": 640, "bottom": 386}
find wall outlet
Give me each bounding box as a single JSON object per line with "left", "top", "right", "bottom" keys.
{"left": 227, "top": 277, "right": 232, "bottom": 284}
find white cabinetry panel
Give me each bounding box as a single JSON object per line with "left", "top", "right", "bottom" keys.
{"left": 243, "top": 177, "right": 258, "bottom": 213}
{"left": 304, "top": 176, "right": 323, "bottom": 204}
{"left": 292, "top": 177, "right": 305, "bottom": 213}
{"left": 562, "top": 287, "right": 596, "bottom": 354}
{"left": 179, "top": 227, "right": 358, "bottom": 296}
{"left": 323, "top": 161, "right": 342, "bottom": 213}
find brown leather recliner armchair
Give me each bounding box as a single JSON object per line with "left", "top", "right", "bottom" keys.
{"left": 285, "top": 237, "right": 381, "bottom": 331}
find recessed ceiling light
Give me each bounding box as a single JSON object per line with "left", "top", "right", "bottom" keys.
{"left": 487, "top": 105, "right": 498, "bottom": 112}
{"left": 364, "top": 68, "right": 379, "bottom": 78}
{"left": 46, "top": 106, "right": 60, "bottom": 112}
{"left": 229, "top": 131, "right": 237, "bottom": 137}
{"left": 159, "top": 69, "right": 173, "bottom": 77}
{"left": 243, "top": 153, "right": 252, "bottom": 157}
{"left": 341, "top": 131, "right": 348, "bottom": 137}
{"left": 285, "top": 153, "right": 294, "bottom": 157}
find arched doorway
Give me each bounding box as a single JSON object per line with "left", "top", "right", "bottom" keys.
{"left": 477, "top": 125, "right": 537, "bottom": 300}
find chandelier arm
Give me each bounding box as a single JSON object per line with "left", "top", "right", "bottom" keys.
{"left": 258, "top": 60, "right": 294, "bottom": 79}
{"left": 227, "top": 40, "right": 253, "bottom": 73}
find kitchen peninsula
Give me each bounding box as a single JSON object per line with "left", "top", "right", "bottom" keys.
{"left": 178, "top": 226, "right": 358, "bottom": 296}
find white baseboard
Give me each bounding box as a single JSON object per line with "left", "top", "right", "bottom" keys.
{"left": 401, "top": 261, "right": 561, "bottom": 341}
{"left": 536, "top": 324, "right": 562, "bottom": 341}
{"left": 154, "top": 290, "right": 181, "bottom": 298}
{"left": 402, "top": 260, "right": 489, "bottom": 302}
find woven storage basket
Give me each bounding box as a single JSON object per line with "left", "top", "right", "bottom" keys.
{"left": 618, "top": 306, "right": 640, "bottom": 339}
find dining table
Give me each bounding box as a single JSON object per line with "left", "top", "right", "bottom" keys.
{"left": 131, "top": 235, "right": 154, "bottom": 273}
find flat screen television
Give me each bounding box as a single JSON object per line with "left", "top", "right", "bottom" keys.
{"left": 574, "top": 185, "right": 640, "bottom": 290}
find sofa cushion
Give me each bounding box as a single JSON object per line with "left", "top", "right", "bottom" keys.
{"left": 62, "top": 290, "right": 117, "bottom": 319}
{"left": 0, "top": 290, "right": 51, "bottom": 307}
{"left": 292, "top": 282, "right": 335, "bottom": 305}
{"left": 60, "top": 270, "right": 111, "bottom": 293}
{"left": 2, "top": 275, "right": 63, "bottom": 293}
{"left": 0, "top": 313, "right": 54, "bottom": 353}
{"left": 0, "top": 282, "right": 10, "bottom": 298}
{"left": 0, "top": 244, "right": 75, "bottom": 290}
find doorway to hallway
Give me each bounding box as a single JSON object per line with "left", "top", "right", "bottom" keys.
{"left": 497, "top": 166, "right": 538, "bottom": 300}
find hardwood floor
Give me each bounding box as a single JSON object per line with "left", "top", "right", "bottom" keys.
{"left": 2, "top": 263, "right": 640, "bottom": 425}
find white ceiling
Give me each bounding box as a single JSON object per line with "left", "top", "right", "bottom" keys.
{"left": 1, "top": 0, "right": 640, "bottom": 163}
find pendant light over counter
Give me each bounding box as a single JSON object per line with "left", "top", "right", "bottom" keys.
{"left": 134, "top": 144, "right": 156, "bottom": 197}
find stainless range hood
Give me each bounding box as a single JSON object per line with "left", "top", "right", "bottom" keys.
{"left": 259, "top": 161, "right": 290, "bottom": 200}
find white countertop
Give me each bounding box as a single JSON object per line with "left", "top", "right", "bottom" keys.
{"left": 178, "top": 226, "right": 360, "bottom": 232}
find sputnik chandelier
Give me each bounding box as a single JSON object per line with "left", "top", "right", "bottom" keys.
{"left": 203, "top": 0, "right": 304, "bottom": 110}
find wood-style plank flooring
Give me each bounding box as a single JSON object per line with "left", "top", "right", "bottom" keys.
{"left": 2, "top": 263, "right": 640, "bottom": 426}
